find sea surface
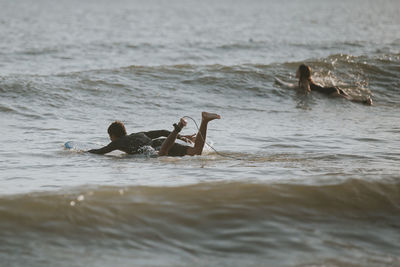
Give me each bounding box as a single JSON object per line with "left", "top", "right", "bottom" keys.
{"left": 1, "top": 0, "right": 400, "bottom": 266}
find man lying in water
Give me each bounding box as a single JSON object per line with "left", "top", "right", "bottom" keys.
{"left": 275, "top": 64, "right": 373, "bottom": 105}
{"left": 88, "top": 112, "right": 221, "bottom": 156}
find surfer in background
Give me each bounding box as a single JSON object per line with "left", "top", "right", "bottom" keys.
{"left": 275, "top": 64, "right": 373, "bottom": 105}
{"left": 88, "top": 112, "right": 221, "bottom": 156}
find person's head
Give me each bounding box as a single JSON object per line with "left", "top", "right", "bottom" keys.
{"left": 296, "top": 64, "right": 312, "bottom": 82}
{"left": 107, "top": 121, "right": 127, "bottom": 141}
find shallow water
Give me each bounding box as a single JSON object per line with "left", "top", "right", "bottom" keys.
{"left": 1, "top": 0, "right": 400, "bottom": 266}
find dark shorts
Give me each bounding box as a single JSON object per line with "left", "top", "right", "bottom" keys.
{"left": 151, "top": 138, "right": 190, "bottom": 157}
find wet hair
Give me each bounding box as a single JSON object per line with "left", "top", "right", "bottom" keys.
{"left": 107, "top": 121, "right": 127, "bottom": 138}
{"left": 298, "top": 64, "right": 312, "bottom": 82}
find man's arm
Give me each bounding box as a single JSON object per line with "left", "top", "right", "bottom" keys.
{"left": 88, "top": 142, "right": 117, "bottom": 154}
{"left": 274, "top": 77, "right": 297, "bottom": 89}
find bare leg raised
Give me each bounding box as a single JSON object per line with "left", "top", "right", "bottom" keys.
{"left": 158, "top": 118, "right": 187, "bottom": 156}
{"left": 187, "top": 112, "right": 221, "bottom": 156}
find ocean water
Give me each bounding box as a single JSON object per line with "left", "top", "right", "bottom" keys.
{"left": 1, "top": 0, "right": 400, "bottom": 266}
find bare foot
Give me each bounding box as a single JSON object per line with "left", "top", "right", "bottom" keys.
{"left": 202, "top": 112, "right": 221, "bottom": 122}
{"left": 178, "top": 118, "right": 187, "bottom": 128}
